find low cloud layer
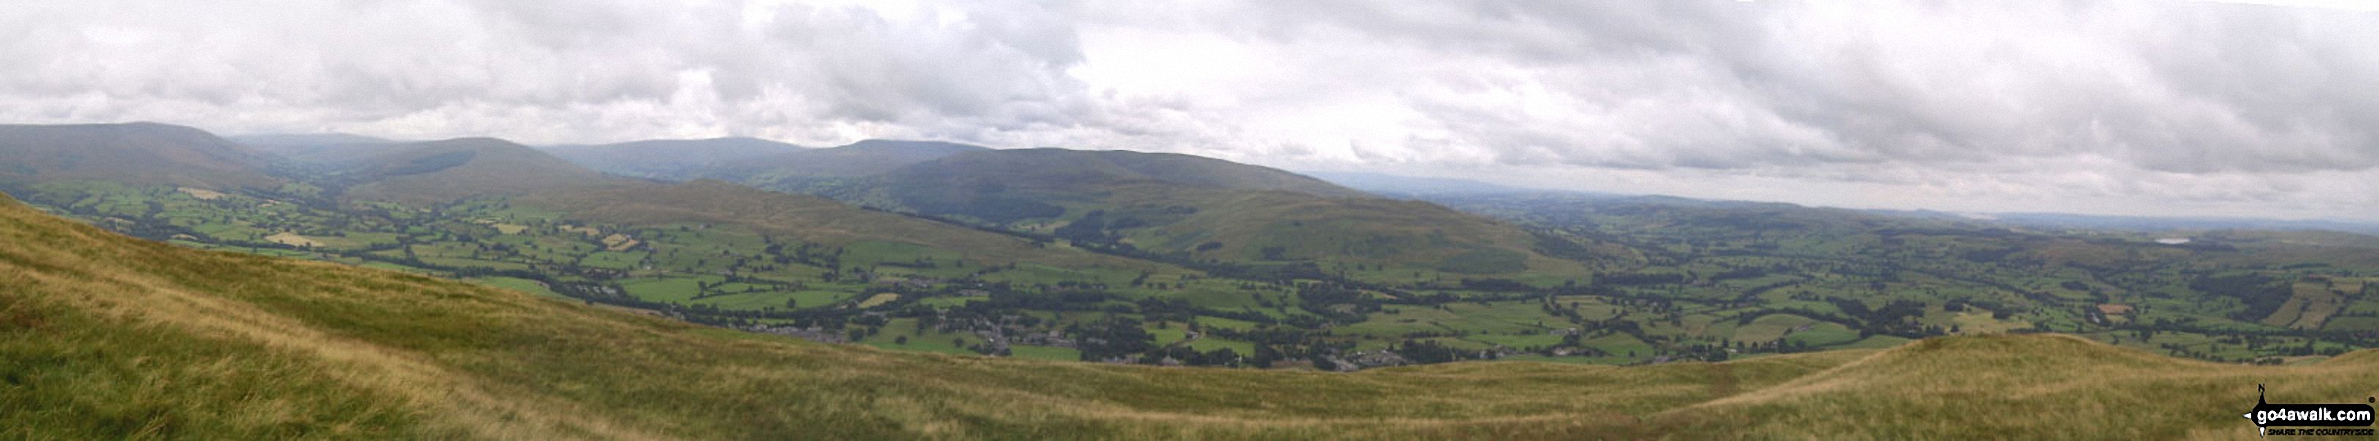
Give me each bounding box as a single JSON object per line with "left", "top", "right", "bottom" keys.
{"left": 3, "top": 0, "right": 2375, "bottom": 220}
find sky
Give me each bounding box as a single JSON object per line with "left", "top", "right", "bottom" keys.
{"left": 3, "top": 0, "right": 2376, "bottom": 221}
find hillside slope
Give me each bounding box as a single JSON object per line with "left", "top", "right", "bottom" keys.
{"left": 542, "top": 137, "right": 806, "bottom": 180}
{"left": 546, "top": 138, "right": 987, "bottom": 182}
{"left": 2, "top": 191, "right": 2366, "bottom": 439}
{"left": 0, "top": 122, "right": 281, "bottom": 190}
{"left": 844, "top": 149, "right": 1605, "bottom": 279}
{"left": 547, "top": 140, "right": 1606, "bottom": 280}
{"left": 513, "top": 179, "right": 1169, "bottom": 269}
{"left": 876, "top": 148, "right": 1370, "bottom": 202}
{"left": 335, "top": 138, "right": 633, "bottom": 204}
{"left": 725, "top": 139, "right": 989, "bottom": 179}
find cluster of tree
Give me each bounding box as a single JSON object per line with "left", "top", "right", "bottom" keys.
{"left": 1392, "top": 339, "right": 1484, "bottom": 364}
{"left": 1067, "top": 317, "right": 1155, "bottom": 361}
{"left": 1595, "top": 272, "right": 1688, "bottom": 287}
{"left": 2190, "top": 273, "right": 2294, "bottom": 321}
{"left": 1138, "top": 346, "right": 1243, "bottom": 367}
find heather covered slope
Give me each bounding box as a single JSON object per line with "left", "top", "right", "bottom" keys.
{"left": 2, "top": 191, "right": 2371, "bottom": 440}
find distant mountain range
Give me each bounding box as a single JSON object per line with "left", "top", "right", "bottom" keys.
{"left": 1318, "top": 170, "right": 2379, "bottom": 236}
{"left": 4, "top": 123, "right": 1603, "bottom": 285}
{"left": 0, "top": 122, "right": 283, "bottom": 190}
{"left": 227, "top": 132, "right": 398, "bottom": 148}
{"left": 541, "top": 138, "right": 987, "bottom": 181}
{"left": 329, "top": 137, "right": 632, "bottom": 204}
{"left": 1303, "top": 171, "right": 1544, "bottom": 196}
{"left": 542, "top": 137, "right": 1593, "bottom": 275}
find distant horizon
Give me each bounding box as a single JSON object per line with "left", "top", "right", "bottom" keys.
{"left": 204, "top": 124, "right": 2379, "bottom": 225}
{"left": 7, "top": 0, "right": 2372, "bottom": 222}
{"left": 55, "top": 121, "right": 2379, "bottom": 227}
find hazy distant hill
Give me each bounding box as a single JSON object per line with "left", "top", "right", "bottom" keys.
{"left": 514, "top": 179, "right": 1171, "bottom": 270}
{"left": 545, "top": 137, "right": 1608, "bottom": 278}
{"left": 831, "top": 148, "right": 1366, "bottom": 222}
{"left": 546, "top": 138, "right": 988, "bottom": 183}
{"left": 1305, "top": 171, "right": 1541, "bottom": 196}
{"left": 232, "top": 133, "right": 393, "bottom": 145}
{"left": 880, "top": 148, "right": 1370, "bottom": 202}
{"left": 1985, "top": 212, "right": 2379, "bottom": 236}
{"left": 0, "top": 122, "right": 281, "bottom": 190}
{"left": 542, "top": 137, "right": 808, "bottom": 179}
{"left": 737, "top": 139, "right": 992, "bottom": 179}
{"left": 824, "top": 148, "right": 1605, "bottom": 277}
{"left": 228, "top": 133, "right": 396, "bottom": 149}
{"left": 337, "top": 138, "right": 631, "bottom": 204}
{"left": 227, "top": 132, "right": 400, "bottom": 163}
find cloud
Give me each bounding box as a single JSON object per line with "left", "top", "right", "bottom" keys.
{"left": 1074, "top": 0, "right": 2379, "bottom": 219}
{"left": 0, "top": 0, "right": 1100, "bottom": 145}
{"left": 1134, "top": 1, "right": 2379, "bottom": 173}
{"left": 0, "top": 0, "right": 2373, "bottom": 220}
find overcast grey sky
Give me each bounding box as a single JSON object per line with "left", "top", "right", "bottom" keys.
{"left": 4, "top": 0, "right": 2375, "bottom": 221}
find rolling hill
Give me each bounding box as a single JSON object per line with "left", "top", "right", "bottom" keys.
{"left": 0, "top": 122, "right": 282, "bottom": 191}
{"left": 333, "top": 138, "right": 635, "bottom": 204}
{"left": 877, "top": 148, "right": 1370, "bottom": 201}
{"left": 1304, "top": 171, "right": 1542, "bottom": 196}
{"left": 828, "top": 148, "right": 1609, "bottom": 279}
{"left": 544, "top": 138, "right": 987, "bottom": 182}
{"left": 227, "top": 132, "right": 396, "bottom": 148}
{"left": 511, "top": 179, "right": 1171, "bottom": 270}
{"left": 541, "top": 137, "right": 807, "bottom": 180}
{"left": 225, "top": 132, "right": 401, "bottom": 165}
{"left": 723, "top": 139, "right": 990, "bottom": 179}
{"left": 2, "top": 190, "right": 2365, "bottom": 439}
{"left": 544, "top": 139, "right": 1610, "bottom": 281}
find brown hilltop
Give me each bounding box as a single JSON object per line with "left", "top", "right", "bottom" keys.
{"left": 338, "top": 137, "right": 635, "bottom": 204}
{"left": 0, "top": 122, "right": 282, "bottom": 190}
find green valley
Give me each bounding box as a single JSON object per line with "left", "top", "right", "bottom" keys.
{"left": 8, "top": 123, "right": 2379, "bottom": 371}
{"left": 11, "top": 3, "right": 2373, "bottom": 438}
{"left": 6, "top": 184, "right": 2376, "bottom": 440}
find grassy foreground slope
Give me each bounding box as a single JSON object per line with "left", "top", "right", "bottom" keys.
{"left": 3, "top": 191, "right": 2373, "bottom": 440}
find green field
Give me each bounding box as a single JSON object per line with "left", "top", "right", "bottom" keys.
{"left": 18, "top": 203, "right": 2368, "bottom": 439}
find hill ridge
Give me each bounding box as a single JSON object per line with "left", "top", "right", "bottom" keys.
{"left": 0, "top": 122, "right": 281, "bottom": 190}
{"left": 340, "top": 137, "right": 629, "bottom": 203}
{"left": 886, "top": 148, "right": 1368, "bottom": 199}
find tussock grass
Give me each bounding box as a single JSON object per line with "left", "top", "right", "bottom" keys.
{"left": 2, "top": 193, "right": 2368, "bottom": 439}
